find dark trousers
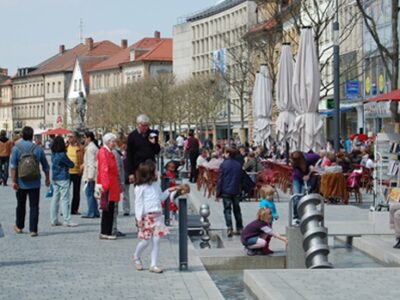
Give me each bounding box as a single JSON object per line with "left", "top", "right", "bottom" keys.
{"left": 189, "top": 151, "right": 199, "bottom": 182}
{"left": 16, "top": 188, "right": 40, "bottom": 233}
{"left": 222, "top": 195, "right": 243, "bottom": 230}
{"left": 101, "top": 201, "right": 115, "bottom": 235}
{"left": 70, "top": 174, "right": 82, "bottom": 214}
{"left": 0, "top": 156, "right": 9, "bottom": 184}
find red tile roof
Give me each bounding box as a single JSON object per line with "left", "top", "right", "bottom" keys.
{"left": 89, "top": 37, "right": 172, "bottom": 72}
{"left": 27, "top": 41, "right": 121, "bottom": 76}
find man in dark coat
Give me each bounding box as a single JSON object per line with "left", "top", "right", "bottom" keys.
{"left": 186, "top": 129, "right": 200, "bottom": 183}
{"left": 127, "top": 114, "right": 161, "bottom": 183}
{"left": 217, "top": 147, "right": 243, "bottom": 238}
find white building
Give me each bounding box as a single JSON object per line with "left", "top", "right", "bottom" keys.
{"left": 173, "top": 0, "right": 258, "bottom": 138}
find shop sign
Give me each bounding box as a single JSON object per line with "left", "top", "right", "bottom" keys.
{"left": 379, "top": 74, "right": 385, "bottom": 93}
{"left": 345, "top": 80, "right": 360, "bottom": 99}
{"left": 364, "top": 101, "right": 391, "bottom": 119}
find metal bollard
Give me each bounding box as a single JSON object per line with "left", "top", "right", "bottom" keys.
{"left": 161, "top": 176, "right": 170, "bottom": 226}
{"left": 199, "top": 204, "right": 211, "bottom": 249}
{"left": 179, "top": 197, "right": 188, "bottom": 271}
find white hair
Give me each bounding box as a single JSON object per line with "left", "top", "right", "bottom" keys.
{"left": 136, "top": 114, "right": 150, "bottom": 124}
{"left": 103, "top": 132, "right": 117, "bottom": 145}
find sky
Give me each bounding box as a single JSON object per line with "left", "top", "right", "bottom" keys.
{"left": 0, "top": 0, "right": 218, "bottom": 76}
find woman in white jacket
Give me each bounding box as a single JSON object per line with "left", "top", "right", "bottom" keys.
{"left": 81, "top": 132, "right": 100, "bottom": 218}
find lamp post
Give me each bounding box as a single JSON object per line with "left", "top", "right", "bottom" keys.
{"left": 333, "top": 0, "right": 340, "bottom": 152}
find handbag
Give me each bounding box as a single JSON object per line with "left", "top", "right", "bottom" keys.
{"left": 45, "top": 184, "right": 54, "bottom": 199}
{"left": 99, "top": 190, "right": 109, "bottom": 211}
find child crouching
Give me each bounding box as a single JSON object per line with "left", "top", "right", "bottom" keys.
{"left": 241, "top": 208, "right": 288, "bottom": 256}
{"left": 133, "top": 160, "right": 176, "bottom": 273}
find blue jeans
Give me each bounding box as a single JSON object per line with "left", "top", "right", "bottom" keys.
{"left": 51, "top": 180, "right": 71, "bottom": 224}
{"left": 292, "top": 179, "right": 311, "bottom": 219}
{"left": 85, "top": 181, "right": 100, "bottom": 217}
{"left": 222, "top": 195, "right": 243, "bottom": 230}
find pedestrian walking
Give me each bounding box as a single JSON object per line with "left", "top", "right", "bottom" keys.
{"left": 187, "top": 129, "right": 200, "bottom": 183}
{"left": 81, "top": 131, "right": 100, "bottom": 218}
{"left": 127, "top": 114, "right": 161, "bottom": 183}
{"left": 112, "top": 139, "right": 126, "bottom": 237}
{"left": 0, "top": 130, "right": 13, "bottom": 186}
{"left": 66, "top": 131, "right": 84, "bottom": 215}
{"left": 50, "top": 136, "right": 78, "bottom": 227}
{"left": 133, "top": 160, "right": 176, "bottom": 273}
{"left": 10, "top": 126, "right": 50, "bottom": 237}
{"left": 97, "top": 133, "right": 121, "bottom": 240}
{"left": 216, "top": 147, "right": 243, "bottom": 238}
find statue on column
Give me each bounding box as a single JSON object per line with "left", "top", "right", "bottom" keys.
{"left": 76, "top": 91, "right": 86, "bottom": 129}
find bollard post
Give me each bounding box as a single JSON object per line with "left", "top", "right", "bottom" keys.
{"left": 179, "top": 197, "right": 188, "bottom": 271}
{"left": 199, "top": 204, "right": 211, "bottom": 248}
{"left": 161, "top": 176, "right": 170, "bottom": 226}
{"left": 160, "top": 155, "right": 164, "bottom": 172}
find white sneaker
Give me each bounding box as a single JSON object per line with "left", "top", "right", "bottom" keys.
{"left": 63, "top": 222, "right": 78, "bottom": 227}
{"left": 291, "top": 219, "right": 300, "bottom": 226}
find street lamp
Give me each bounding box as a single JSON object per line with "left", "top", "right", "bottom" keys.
{"left": 333, "top": 0, "right": 340, "bottom": 152}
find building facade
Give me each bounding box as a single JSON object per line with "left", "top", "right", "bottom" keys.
{"left": 173, "top": 0, "right": 258, "bottom": 139}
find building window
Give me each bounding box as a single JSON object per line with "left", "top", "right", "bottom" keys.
{"left": 74, "top": 79, "right": 77, "bottom": 91}
{"left": 52, "top": 82, "right": 55, "bottom": 93}
{"left": 58, "top": 102, "right": 62, "bottom": 114}
{"left": 47, "top": 83, "right": 50, "bottom": 93}
{"left": 47, "top": 103, "right": 50, "bottom": 114}
{"left": 58, "top": 81, "right": 61, "bottom": 93}
{"left": 79, "top": 79, "right": 82, "bottom": 91}
{"left": 52, "top": 102, "right": 55, "bottom": 115}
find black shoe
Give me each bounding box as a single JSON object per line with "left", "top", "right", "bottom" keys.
{"left": 115, "top": 231, "right": 126, "bottom": 237}
{"left": 81, "top": 215, "right": 95, "bottom": 219}
{"left": 246, "top": 249, "right": 256, "bottom": 256}
{"left": 71, "top": 212, "right": 81, "bottom": 215}
{"left": 394, "top": 239, "right": 400, "bottom": 249}
{"left": 234, "top": 229, "right": 242, "bottom": 236}
{"left": 123, "top": 213, "right": 130, "bottom": 216}
{"left": 227, "top": 228, "right": 233, "bottom": 238}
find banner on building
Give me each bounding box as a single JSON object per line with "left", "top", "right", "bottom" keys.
{"left": 212, "top": 48, "right": 226, "bottom": 74}
{"left": 364, "top": 100, "right": 392, "bottom": 119}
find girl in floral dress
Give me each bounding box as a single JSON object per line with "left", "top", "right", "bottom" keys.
{"left": 133, "top": 160, "right": 176, "bottom": 273}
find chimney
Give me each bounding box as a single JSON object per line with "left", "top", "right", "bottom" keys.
{"left": 121, "top": 39, "right": 128, "bottom": 49}
{"left": 154, "top": 31, "right": 161, "bottom": 39}
{"left": 85, "top": 37, "right": 94, "bottom": 50}
{"left": 0, "top": 68, "right": 8, "bottom": 76}
{"left": 59, "top": 44, "right": 65, "bottom": 54}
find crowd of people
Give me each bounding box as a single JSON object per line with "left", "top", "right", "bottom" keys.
{"left": 1, "top": 117, "right": 400, "bottom": 275}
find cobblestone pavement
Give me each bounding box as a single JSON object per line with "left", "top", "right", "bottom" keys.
{"left": 0, "top": 183, "right": 222, "bottom": 300}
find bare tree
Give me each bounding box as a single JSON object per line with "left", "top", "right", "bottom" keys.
{"left": 356, "top": 0, "right": 400, "bottom": 123}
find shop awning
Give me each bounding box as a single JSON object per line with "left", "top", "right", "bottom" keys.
{"left": 368, "top": 89, "right": 400, "bottom": 102}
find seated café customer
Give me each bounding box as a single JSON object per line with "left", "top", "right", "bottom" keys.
{"left": 241, "top": 208, "right": 287, "bottom": 256}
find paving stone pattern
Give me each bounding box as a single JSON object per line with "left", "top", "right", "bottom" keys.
{"left": 0, "top": 183, "right": 220, "bottom": 300}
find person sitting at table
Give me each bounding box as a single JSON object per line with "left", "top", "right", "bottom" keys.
{"left": 206, "top": 152, "right": 223, "bottom": 170}
{"left": 349, "top": 149, "right": 362, "bottom": 165}
{"left": 364, "top": 153, "right": 374, "bottom": 170}
{"left": 336, "top": 152, "right": 352, "bottom": 173}
{"left": 243, "top": 152, "right": 262, "bottom": 182}
{"left": 196, "top": 148, "right": 209, "bottom": 169}
{"left": 290, "top": 150, "right": 320, "bottom": 225}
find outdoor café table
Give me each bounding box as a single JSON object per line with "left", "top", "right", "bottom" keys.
{"left": 319, "top": 172, "right": 349, "bottom": 204}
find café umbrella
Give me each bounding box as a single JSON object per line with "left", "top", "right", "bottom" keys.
{"left": 252, "top": 64, "right": 273, "bottom": 148}
{"left": 276, "top": 43, "right": 296, "bottom": 150}
{"left": 292, "top": 27, "right": 324, "bottom": 152}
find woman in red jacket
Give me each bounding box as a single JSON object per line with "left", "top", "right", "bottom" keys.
{"left": 97, "top": 133, "right": 121, "bottom": 240}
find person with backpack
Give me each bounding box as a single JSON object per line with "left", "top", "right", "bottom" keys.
{"left": 10, "top": 126, "right": 50, "bottom": 237}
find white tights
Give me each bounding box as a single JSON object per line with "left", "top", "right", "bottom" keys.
{"left": 134, "top": 236, "right": 160, "bottom": 267}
